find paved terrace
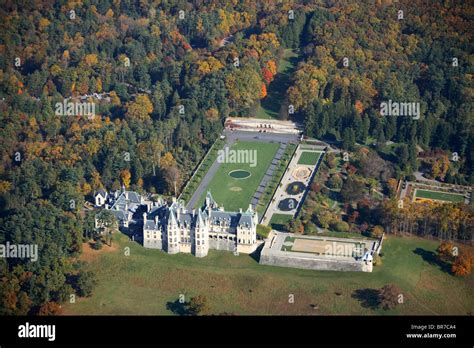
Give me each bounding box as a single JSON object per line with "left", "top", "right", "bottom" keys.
{"left": 259, "top": 231, "right": 377, "bottom": 272}
{"left": 225, "top": 117, "right": 303, "bottom": 134}
{"left": 261, "top": 144, "right": 325, "bottom": 225}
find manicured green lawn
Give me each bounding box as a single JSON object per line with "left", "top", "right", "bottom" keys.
{"left": 415, "top": 189, "right": 466, "bottom": 203}
{"left": 63, "top": 233, "right": 474, "bottom": 315}
{"left": 281, "top": 236, "right": 295, "bottom": 251}
{"left": 197, "top": 141, "right": 279, "bottom": 211}
{"left": 298, "top": 151, "right": 322, "bottom": 165}
{"left": 269, "top": 213, "right": 293, "bottom": 231}
{"left": 314, "top": 230, "right": 372, "bottom": 240}
{"left": 255, "top": 104, "right": 277, "bottom": 119}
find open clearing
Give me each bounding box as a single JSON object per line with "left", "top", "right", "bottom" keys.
{"left": 256, "top": 49, "right": 299, "bottom": 119}
{"left": 63, "top": 233, "right": 474, "bottom": 315}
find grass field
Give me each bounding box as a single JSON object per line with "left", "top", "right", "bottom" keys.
{"left": 63, "top": 233, "right": 474, "bottom": 315}
{"left": 281, "top": 236, "right": 295, "bottom": 251}
{"left": 269, "top": 213, "right": 292, "bottom": 231}
{"left": 196, "top": 141, "right": 279, "bottom": 211}
{"left": 314, "top": 230, "right": 370, "bottom": 240}
{"left": 256, "top": 49, "right": 299, "bottom": 119}
{"left": 414, "top": 189, "right": 466, "bottom": 203}
{"left": 297, "top": 151, "right": 321, "bottom": 165}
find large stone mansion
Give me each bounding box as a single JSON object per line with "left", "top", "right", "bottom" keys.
{"left": 143, "top": 192, "right": 260, "bottom": 257}
{"left": 94, "top": 189, "right": 261, "bottom": 257}
{"left": 93, "top": 188, "right": 378, "bottom": 272}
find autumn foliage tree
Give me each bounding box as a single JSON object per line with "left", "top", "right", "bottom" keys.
{"left": 225, "top": 65, "right": 262, "bottom": 110}
{"left": 126, "top": 94, "right": 153, "bottom": 121}
{"left": 120, "top": 169, "right": 131, "bottom": 188}
{"left": 186, "top": 295, "right": 210, "bottom": 315}
{"left": 287, "top": 63, "right": 327, "bottom": 111}
{"left": 437, "top": 241, "right": 456, "bottom": 263}
{"left": 451, "top": 250, "right": 474, "bottom": 277}
{"left": 378, "top": 284, "right": 402, "bottom": 310}
{"left": 38, "top": 302, "right": 62, "bottom": 315}
{"left": 260, "top": 83, "right": 267, "bottom": 99}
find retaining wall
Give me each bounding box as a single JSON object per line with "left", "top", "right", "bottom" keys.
{"left": 260, "top": 252, "right": 368, "bottom": 272}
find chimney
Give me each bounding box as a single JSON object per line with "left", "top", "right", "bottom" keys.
{"left": 239, "top": 208, "right": 242, "bottom": 213}
{"left": 154, "top": 216, "right": 158, "bottom": 225}
{"left": 143, "top": 212, "right": 147, "bottom": 223}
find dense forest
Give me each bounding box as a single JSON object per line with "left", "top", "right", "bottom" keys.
{"left": 290, "top": 1, "right": 473, "bottom": 184}
{"left": 0, "top": 0, "right": 472, "bottom": 314}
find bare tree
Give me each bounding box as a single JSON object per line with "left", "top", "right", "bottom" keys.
{"left": 164, "top": 165, "right": 181, "bottom": 196}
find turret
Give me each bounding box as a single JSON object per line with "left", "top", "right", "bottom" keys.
{"left": 166, "top": 208, "right": 180, "bottom": 254}
{"left": 194, "top": 210, "right": 209, "bottom": 257}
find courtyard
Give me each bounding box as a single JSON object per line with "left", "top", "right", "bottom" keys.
{"left": 185, "top": 130, "right": 299, "bottom": 213}
{"left": 398, "top": 180, "right": 472, "bottom": 205}
{"left": 261, "top": 232, "right": 379, "bottom": 272}
{"left": 261, "top": 144, "right": 324, "bottom": 226}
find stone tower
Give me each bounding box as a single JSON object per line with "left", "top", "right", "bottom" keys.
{"left": 237, "top": 204, "right": 257, "bottom": 246}
{"left": 194, "top": 210, "right": 209, "bottom": 257}
{"left": 166, "top": 208, "right": 180, "bottom": 254}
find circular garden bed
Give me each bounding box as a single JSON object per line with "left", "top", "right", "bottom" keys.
{"left": 278, "top": 198, "right": 299, "bottom": 211}
{"left": 286, "top": 181, "right": 305, "bottom": 195}
{"left": 229, "top": 169, "right": 251, "bottom": 179}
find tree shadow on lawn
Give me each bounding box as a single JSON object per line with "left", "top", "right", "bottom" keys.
{"left": 270, "top": 222, "right": 288, "bottom": 231}
{"left": 351, "top": 288, "right": 380, "bottom": 310}
{"left": 166, "top": 299, "right": 191, "bottom": 316}
{"left": 413, "top": 248, "right": 451, "bottom": 274}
